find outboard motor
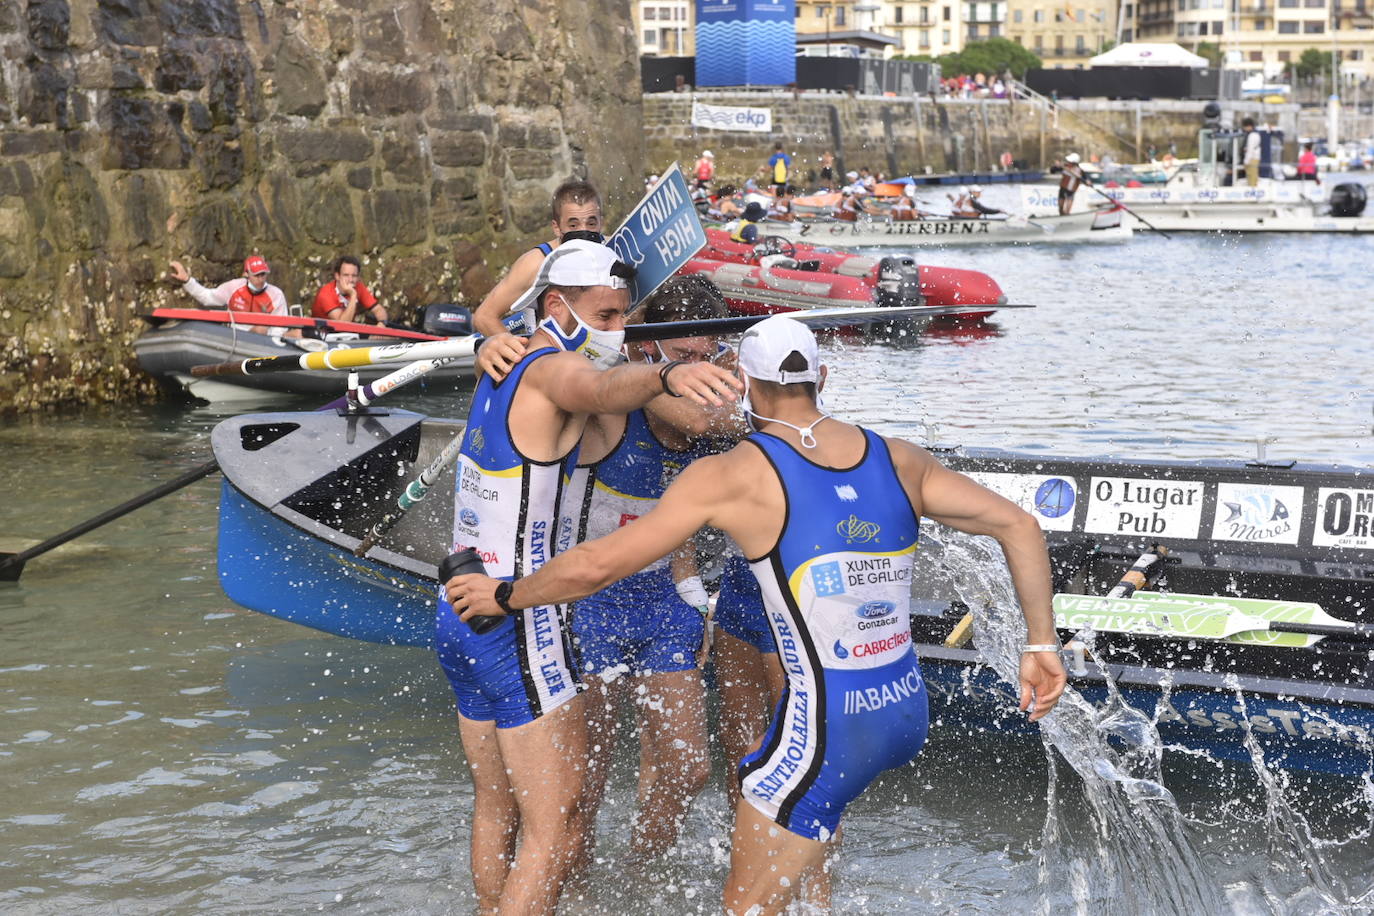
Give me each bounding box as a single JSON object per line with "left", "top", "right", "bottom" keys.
{"left": 420, "top": 303, "right": 475, "bottom": 337}
{"left": 873, "top": 256, "right": 924, "bottom": 309}
{"left": 1328, "top": 183, "right": 1368, "bottom": 218}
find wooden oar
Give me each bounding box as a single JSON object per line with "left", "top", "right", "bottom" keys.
{"left": 143, "top": 308, "right": 445, "bottom": 342}
{"left": 191, "top": 304, "right": 1028, "bottom": 378}
{"left": 1053, "top": 592, "right": 1374, "bottom": 643}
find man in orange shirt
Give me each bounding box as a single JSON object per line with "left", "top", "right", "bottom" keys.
{"left": 311, "top": 255, "right": 389, "bottom": 324}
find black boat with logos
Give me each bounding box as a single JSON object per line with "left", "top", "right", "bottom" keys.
{"left": 209, "top": 407, "right": 1374, "bottom": 775}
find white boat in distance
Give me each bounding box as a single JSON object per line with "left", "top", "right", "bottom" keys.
{"left": 759, "top": 207, "right": 1131, "bottom": 248}
{"left": 1028, "top": 126, "right": 1373, "bottom": 234}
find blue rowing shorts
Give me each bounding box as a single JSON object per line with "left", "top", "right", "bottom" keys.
{"left": 573, "top": 569, "right": 703, "bottom": 677}
{"left": 739, "top": 657, "right": 929, "bottom": 841}
{"left": 434, "top": 594, "right": 581, "bottom": 729}
{"left": 714, "top": 555, "right": 776, "bottom": 654}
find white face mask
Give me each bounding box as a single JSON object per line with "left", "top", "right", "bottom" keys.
{"left": 740, "top": 374, "right": 830, "bottom": 449}
{"left": 247, "top": 278, "right": 267, "bottom": 293}
{"left": 539, "top": 304, "right": 625, "bottom": 370}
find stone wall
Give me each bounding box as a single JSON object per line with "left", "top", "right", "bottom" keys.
{"left": 0, "top": 0, "right": 643, "bottom": 412}
{"left": 644, "top": 91, "right": 1301, "bottom": 186}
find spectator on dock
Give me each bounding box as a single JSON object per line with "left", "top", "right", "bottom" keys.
{"left": 818, "top": 151, "right": 835, "bottom": 187}
{"left": 311, "top": 255, "right": 388, "bottom": 325}
{"left": 767, "top": 142, "right": 791, "bottom": 194}
{"left": 711, "top": 185, "right": 744, "bottom": 220}
{"left": 768, "top": 185, "right": 797, "bottom": 221}
{"left": 693, "top": 150, "right": 715, "bottom": 190}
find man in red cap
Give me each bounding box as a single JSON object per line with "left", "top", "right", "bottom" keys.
{"left": 168, "top": 255, "right": 290, "bottom": 332}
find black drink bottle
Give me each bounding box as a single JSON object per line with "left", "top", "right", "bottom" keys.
{"left": 439, "top": 549, "right": 504, "bottom": 634}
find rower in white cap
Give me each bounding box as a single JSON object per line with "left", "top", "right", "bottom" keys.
{"left": 436, "top": 239, "right": 741, "bottom": 915}
{"left": 447, "top": 314, "right": 1067, "bottom": 914}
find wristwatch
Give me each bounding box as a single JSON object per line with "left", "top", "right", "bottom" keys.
{"left": 494, "top": 580, "right": 516, "bottom": 613}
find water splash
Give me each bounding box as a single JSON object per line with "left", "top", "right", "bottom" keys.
{"left": 929, "top": 527, "right": 1227, "bottom": 913}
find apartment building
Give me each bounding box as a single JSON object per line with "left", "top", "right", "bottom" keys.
{"left": 1005, "top": 0, "right": 1121, "bottom": 65}
{"left": 1164, "top": 0, "right": 1373, "bottom": 77}
{"left": 965, "top": 0, "right": 1009, "bottom": 40}
{"left": 634, "top": 0, "right": 694, "bottom": 56}
{"left": 880, "top": 1, "right": 968, "bottom": 55}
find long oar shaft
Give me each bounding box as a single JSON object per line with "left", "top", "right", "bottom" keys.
{"left": 354, "top": 432, "right": 465, "bottom": 556}
{"left": 1078, "top": 176, "right": 1171, "bottom": 239}
{"left": 0, "top": 459, "right": 219, "bottom": 581}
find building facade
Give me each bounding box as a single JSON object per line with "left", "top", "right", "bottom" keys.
{"left": 1005, "top": 0, "right": 1120, "bottom": 65}
{"left": 634, "top": 0, "right": 694, "bottom": 56}
{"left": 1160, "top": 0, "right": 1374, "bottom": 78}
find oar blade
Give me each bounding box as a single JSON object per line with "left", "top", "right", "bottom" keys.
{"left": 1053, "top": 595, "right": 1265, "bottom": 640}
{"left": 0, "top": 552, "right": 23, "bottom": 582}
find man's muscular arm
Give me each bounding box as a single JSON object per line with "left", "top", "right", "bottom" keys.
{"left": 528, "top": 353, "right": 741, "bottom": 417}
{"left": 888, "top": 438, "right": 1066, "bottom": 720}
{"left": 472, "top": 245, "right": 546, "bottom": 381}
{"left": 450, "top": 456, "right": 739, "bottom": 613}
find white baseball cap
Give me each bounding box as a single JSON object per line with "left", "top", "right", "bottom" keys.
{"left": 969, "top": 184, "right": 983, "bottom": 193}
{"left": 738, "top": 315, "right": 819, "bottom": 384}
{"left": 1066, "top": 152, "right": 1081, "bottom": 164}
{"left": 846, "top": 170, "right": 859, "bottom": 180}
{"left": 703, "top": 150, "right": 715, "bottom": 158}
{"left": 510, "top": 239, "right": 635, "bottom": 315}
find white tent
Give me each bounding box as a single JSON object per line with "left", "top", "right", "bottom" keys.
{"left": 1089, "top": 42, "right": 1210, "bottom": 68}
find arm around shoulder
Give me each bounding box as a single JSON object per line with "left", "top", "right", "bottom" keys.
{"left": 473, "top": 249, "right": 541, "bottom": 337}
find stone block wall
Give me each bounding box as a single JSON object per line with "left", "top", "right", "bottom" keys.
{"left": 0, "top": 0, "right": 643, "bottom": 412}
{"left": 645, "top": 92, "right": 1300, "bottom": 187}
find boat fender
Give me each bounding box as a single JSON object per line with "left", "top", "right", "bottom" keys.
{"left": 874, "top": 256, "right": 925, "bottom": 309}
{"left": 1329, "top": 183, "right": 1368, "bottom": 218}
{"left": 421, "top": 303, "right": 475, "bottom": 337}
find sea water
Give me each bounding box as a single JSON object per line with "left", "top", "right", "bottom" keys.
{"left": 3, "top": 226, "right": 1374, "bottom": 912}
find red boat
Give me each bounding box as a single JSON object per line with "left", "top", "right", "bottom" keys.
{"left": 683, "top": 228, "right": 1005, "bottom": 323}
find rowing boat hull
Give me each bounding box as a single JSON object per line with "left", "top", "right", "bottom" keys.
{"left": 766, "top": 208, "right": 1131, "bottom": 247}
{"left": 211, "top": 411, "right": 1374, "bottom": 774}
{"left": 134, "top": 319, "right": 473, "bottom": 401}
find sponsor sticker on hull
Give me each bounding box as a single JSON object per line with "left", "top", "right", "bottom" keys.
{"left": 1210, "top": 483, "right": 1303, "bottom": 545}
{"left": 1085, "top": 476, "right": 1204, "bottom": 538}
{"left": 1314, "top": 487, "right": 1374, "bottom": 550}
{"left": 964, "top": 472, "right": 1079, "bottom": 531}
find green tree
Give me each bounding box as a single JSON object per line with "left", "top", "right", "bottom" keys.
{"left": 1292, "top": 47, "right": 1332, "bottom": 79}
{"left": 1194, "top": 41, "right": 1224, "bottom": 67}
{"left": 936, "top": 38, "right": 1043, "bottom": 80}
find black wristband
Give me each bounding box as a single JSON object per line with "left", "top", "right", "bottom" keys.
{"left": 659, "top": 360, "right": 686, "bottom": 397}
{"left": 495, "top": 580, "right": 516, "bottom": 613}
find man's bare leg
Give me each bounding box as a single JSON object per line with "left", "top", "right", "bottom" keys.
{"left": 489, "top": 696, "right": 592, "bottom": 916}
{"left": 630, "top": 667, "right": 710, "bottom": 859}
{"left": 568, "top": 674, "right": 627, "bottom": 881}
{"left": 714, "top": 633, "right": 785, "bottom": 808}
{"left": 458, "top": 715, "right": 519, "bottom": 915}
{"left": 723, "top": 799, "right": 830, "bottom": 916}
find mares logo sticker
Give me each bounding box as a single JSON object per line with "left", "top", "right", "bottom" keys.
{"left": 1211, "top": 483, "right": 1302, "bottom": 545}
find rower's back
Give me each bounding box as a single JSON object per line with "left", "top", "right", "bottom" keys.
{"left": 731, "top": 317, "right": 929, "bottom": 843}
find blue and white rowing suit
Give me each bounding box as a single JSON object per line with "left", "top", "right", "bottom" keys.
{"left": 739, "top": 428, "right": 928, "bottom": 841}
{"left": 562, "top": 409, "right": 703, "bottom": 676}
{"left": 436, "top": 347, "right": 582, "bottom": 728}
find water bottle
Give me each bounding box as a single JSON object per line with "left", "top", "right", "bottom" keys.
{"left": 439, "top": 549, "right": 504, "bottom": 634}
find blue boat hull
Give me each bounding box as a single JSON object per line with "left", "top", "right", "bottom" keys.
{"left": 218, "top": 480, "right": 435, "bottom": 647}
